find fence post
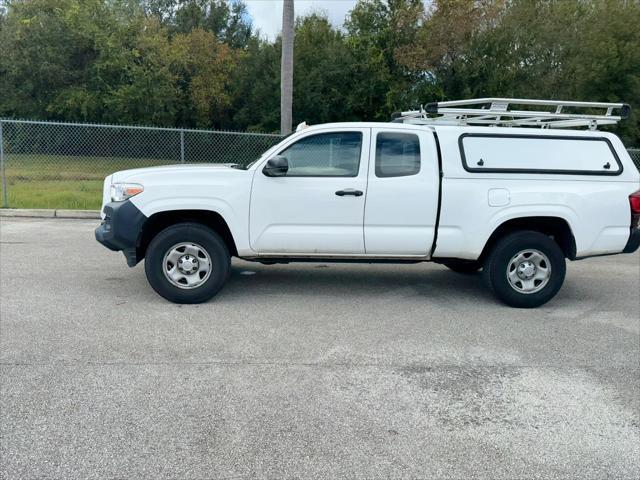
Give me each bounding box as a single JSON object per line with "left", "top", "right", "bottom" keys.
{"left": 180, "top": 129, "right": 185, "bottom": 164}
{"left": 0, "top": 121, "right": 8, "bottom": 208}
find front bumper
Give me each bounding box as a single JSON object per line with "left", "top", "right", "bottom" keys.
{"left": 623, "top": 226, "right": 640, "bottom": 254}
{"left": 95, "top": 200, "right": 147, "bottom": 266}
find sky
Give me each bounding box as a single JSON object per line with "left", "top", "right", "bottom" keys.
{"left": 244, "top": 0, "right": 359, "bottom": 40}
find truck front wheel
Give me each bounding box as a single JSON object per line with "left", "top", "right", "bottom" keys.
{"left": 483, "top": 230, "right": 566, "bottom": 308}
{"left": 144, "top": 222, "right": 230, "bottom": 304}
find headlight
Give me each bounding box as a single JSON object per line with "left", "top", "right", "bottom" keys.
{"left": 110, "top": 183, "right": 144, "bottom": 202}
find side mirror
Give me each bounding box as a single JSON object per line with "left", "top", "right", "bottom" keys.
{"left": 263, "top": 156, "right": 289, "bottom": 177}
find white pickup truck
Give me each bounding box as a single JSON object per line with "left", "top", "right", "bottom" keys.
{"left": 96, "top": 98, "right": 640, "bottom": 308}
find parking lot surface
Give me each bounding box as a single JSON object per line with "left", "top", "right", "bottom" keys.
{"left": 1, "top": 217, "right": 639, "bottom": 479}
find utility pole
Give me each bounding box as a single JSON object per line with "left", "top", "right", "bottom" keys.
{"left": 280, "top": 0, "right": 294, "bottom": 135}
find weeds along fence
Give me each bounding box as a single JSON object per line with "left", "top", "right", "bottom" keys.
{"left": 0, "top": 118, "right": 639, "bottom": 210}
{"left": 0, "top": 119, "right": 283, "bottom": 210}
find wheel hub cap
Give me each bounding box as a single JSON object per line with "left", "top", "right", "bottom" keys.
{"left": 178, "top": 255, "right": 199, "bottom": 274}
{"left": 517, "top": 261, "right": 536, "bottom": 279}
{"left": 506, "top": 249, "right": 551, "bottom": 294}
{"left": 162, "top": 242, "right": 212, "bottom": 289}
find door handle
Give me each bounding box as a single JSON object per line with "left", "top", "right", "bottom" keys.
{"left": 335, "top": 189, "right": 363, "bottom": 197}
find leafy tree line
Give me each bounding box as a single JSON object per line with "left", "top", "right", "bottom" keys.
{"left": 0, "top": 0, "right": 638, "bottom": 145}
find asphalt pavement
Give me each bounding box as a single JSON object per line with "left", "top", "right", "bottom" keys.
{"left": 1, "top": 217, "right": 639, "bottom": 479}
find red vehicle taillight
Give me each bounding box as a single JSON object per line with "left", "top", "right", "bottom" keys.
{"left": 630, "top": 191, "right": 640, "bottom": 228}
{"left": 630, "top": 191, "right": 640, "bottom": 213}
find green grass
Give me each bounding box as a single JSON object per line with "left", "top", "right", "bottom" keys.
{"left": 3, "top": 179, "right": 104, "bottom": 209}
{"left": 1, "top": 154, "right": 175, "bottom": 210}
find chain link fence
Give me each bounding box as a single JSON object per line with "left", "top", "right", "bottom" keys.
{"left": 0, "top": 119, "right": 283, "bottom": 210}
{"left": 0, "top": 119, "right": 639, "bottom": 210}
{"left": 629, "top": 148, "right": 640, "bottom": 171}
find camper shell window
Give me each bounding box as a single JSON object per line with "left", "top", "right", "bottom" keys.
{"left": 458, "top": 133, "right": 622, "bottom": 175}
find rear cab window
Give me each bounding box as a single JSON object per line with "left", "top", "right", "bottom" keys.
{"left": 459, "top": 134, "right": 622, "bottom": 175}
{"left": 375, "top": 132, "right": 421, "bottom": 178}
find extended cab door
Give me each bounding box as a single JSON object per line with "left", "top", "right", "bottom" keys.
{"left": 364, "top": 128, "right": 440, "bottom": 255}
{"left": 250, "top": 128, "right": 370, "bottom": 254}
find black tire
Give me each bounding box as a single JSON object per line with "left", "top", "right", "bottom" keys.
{"left": 144, "top": 222, "right": 230, "bottom": 304}
{"left": 482, "top": 230, "right": 566, "bottom": 308}
{"left": 442, "top": 259, "right": 482, "bottom": 274}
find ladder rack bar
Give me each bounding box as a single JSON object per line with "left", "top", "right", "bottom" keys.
{"left": 393, "top": 97, "right": 631, "bottom": 130}
{"left": 432, "top": 97, "right": 626, "bottom": 109}
{"left": 434, "top": 108, "right": 624, "bottom": 121}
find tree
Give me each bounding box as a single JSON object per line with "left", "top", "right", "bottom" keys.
{"left": 292, "top": 15, "right": 357, "bottom": 125}
{"left": 345, "top": 0, "right": 423, "bottom": 121}
{"left": 394, "top": 0, "right": 640, "bottom": 145}
{"left": 228, "top": 36, "right": 281, "bottom": 132}
{"left": 142, "top": 0, "right": 253, "bottom": 47}
{"left": 171, "top": 28, "right": 237, "bottom": 128}
{"left": 0, "top": 0, "right": 125, "bottom": 120}
{"left": 97, "top": 17, "right": 181, "bottom": 126}
{"left": 0, "top": 0, "right": 637, "bottom": 144}
{"left": 230, "top": 13, "right": 358, "bottom": 132}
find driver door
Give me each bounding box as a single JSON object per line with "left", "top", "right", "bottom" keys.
{"left": 249, "top": 128, "right": 370, "bottom": 255}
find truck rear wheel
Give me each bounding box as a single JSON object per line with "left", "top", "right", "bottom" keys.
{"left": 483, "top": 230, "right": 565, "bottom": 308}
{"left": 144, "top": 222, "right": 230, "bottom": 304}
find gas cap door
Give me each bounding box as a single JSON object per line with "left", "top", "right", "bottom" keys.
{"left": 488, "top": 188, "right": 511, "bottom": 207}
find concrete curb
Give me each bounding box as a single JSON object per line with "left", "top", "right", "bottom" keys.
{"left": 0, "top": 209, "right": 100, "bottom": 219}
{"left": 56, "top": 209, "right": 101, "bottom": 219}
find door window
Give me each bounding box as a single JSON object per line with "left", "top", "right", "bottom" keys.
{"left": 375, "top": 132, "right": 421, "bottom": 178}
{"left": 278, "top": 132, "right": 362, "bottom": 177}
